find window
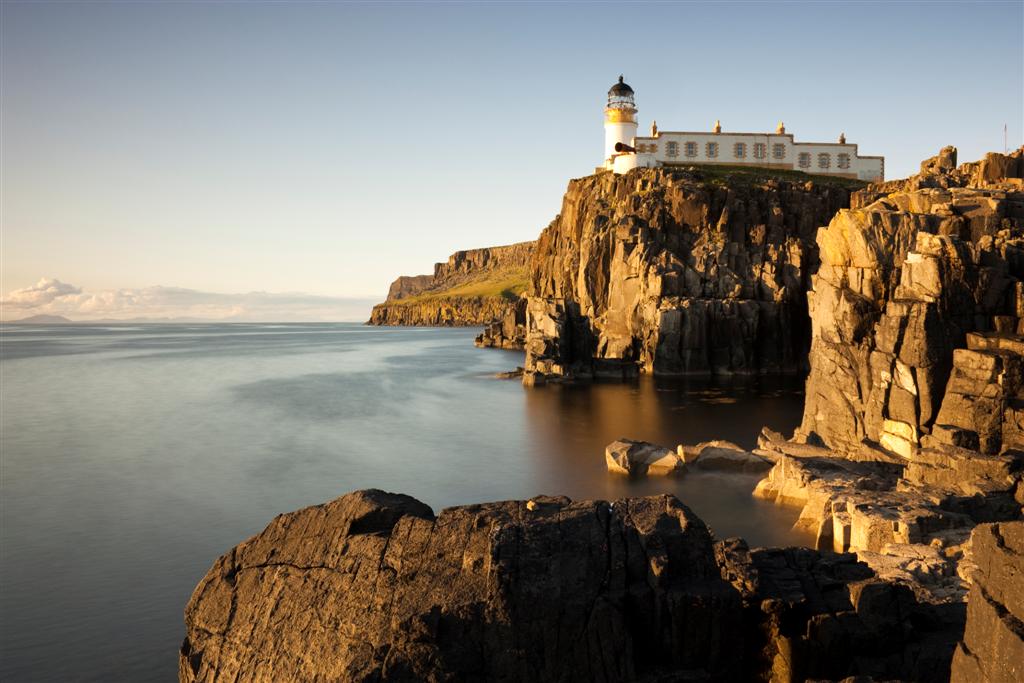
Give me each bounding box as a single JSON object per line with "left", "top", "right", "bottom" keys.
{"left": 706, "top": 142, "right": 719, "bottom": 158}
{"left": 666, "top": 141, "right": 679, "bottom": 158}
{"left": 685, "top": 141, "right": 698, "bottom": 157}
{"left": 733, "top": 142, "right": 746, "bottom": 159}
{"left": 837, "top": 153, "right": 850, "bottom": 169}
{"left": 753, "top": 143, "right": 766, "bottom": 159}
{"left": 798, "top": 152, "right": 811, "bottom": 169}
{"left": 818, "top": 153, "right": 831, "bottom": 169}
{"left": 772, "top": 143, "right": 786, "bottom": 160}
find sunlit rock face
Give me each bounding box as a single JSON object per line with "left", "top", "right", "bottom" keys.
{"left": 179, "top": 489, "right": 744, "bottom": 682}
{"left": 797, "top": 147, "right": 1024, "bottom": 456}
{"left": 180, "top": 489, "right": 967, "bottom": 682}
{"left": 522, "top": 167, "right": 858, "bottom": 382}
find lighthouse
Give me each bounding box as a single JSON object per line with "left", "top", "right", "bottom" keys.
{"left": 604, "top": 76, "right": 637, "bottom": 163}
{"left": 599, "top": 75, "right": 883, "bottom": 180}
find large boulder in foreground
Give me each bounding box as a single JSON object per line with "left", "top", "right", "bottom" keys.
{"left": 181, "top": 489, "right": 970, "bottom": 682}
{"left": 950, "top": 521, "right": 1024, "bottom": 682}
{"left": 180, "top": 489, "right": 741, "bottom": 682}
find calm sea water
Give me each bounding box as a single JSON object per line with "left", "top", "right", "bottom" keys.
{"left": 0, "top": 323, "right": 810, "bottom": 681}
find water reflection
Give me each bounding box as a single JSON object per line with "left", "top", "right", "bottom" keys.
{"left": 520, "top": 375, "right": 814, "bottom": 547}
{"left": 0, "top": 324, "right": 813, "bottom": 681}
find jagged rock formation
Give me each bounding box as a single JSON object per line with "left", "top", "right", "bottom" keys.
{"left": 474, "top": 296, "right": 528, "bottom": 349}
{"left": 369, "top": 241, "right": 534, "bottom": 327}
{"left": 751, "top": 431, "right": 1000, "bottom": 604}
{"left": 607, "top": 438, "right": 773, "bottom": 476}
{"left": 950, "top": 521, "right": 1024, "bottom": 682}
{"left": 715, "top": 538, "right": 964, "bottom": 682}
{"left": 796, "top": 147, "right": 1024, "bottom": 457}
{"left": 369, "top": 295, "right": 515, "bottom": 327}
{"left": 386, "top": 274, "right": 434, "bottom": 301}
{"left": 520, "top": 167, "right": 861, "bottom": 382}
{"left": 181, "top": 489, "right": 743, "bottom": 682}
{"left": 181, "top": 489, "right": 963, "bottom": 682}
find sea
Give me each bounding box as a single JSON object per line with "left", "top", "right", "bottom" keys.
{"left": 0, "top": 323, "right": 811, "bottom": 681}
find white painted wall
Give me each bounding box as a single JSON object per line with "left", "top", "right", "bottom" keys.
{"left": 626, "top": 130, "right": 883, "bottom": 180}
{"left": 604, "top": 120, "right": 638, "bottom": 162}
{"left": 612, "top": 152, "right": 658, "bottom": 174}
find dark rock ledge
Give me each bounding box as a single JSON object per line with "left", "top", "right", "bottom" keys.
{"left": 180, "top": 489, "right": 989, "bottom": 682}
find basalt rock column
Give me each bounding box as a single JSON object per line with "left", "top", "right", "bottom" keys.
{"left": 522, "top": 166, "right": 859, "bottom": 381}
{"left": 797, "top": 148, "right": 1024, "bottom": 456}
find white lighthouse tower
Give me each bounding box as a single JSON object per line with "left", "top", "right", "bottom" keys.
{"left": 604, "top": 76, "right": 637, "bottom": 164}
{"left": 603, "top": 76, "right": 658, "bottom": 174}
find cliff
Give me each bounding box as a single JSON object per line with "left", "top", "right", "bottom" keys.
{"left": 181, "top": 489, "right": 961, "bottom": 682}
{"left": 368, "top": 241, "right": 534, "bottom": 327}
{"left": 520, "top": 166, "right": 862, "bottom": 382}
{"left": 796, "top": 147, "right": 1024, "bottom": 456}
{"left": 179, "top": 150, "right": 1024, "bottom": 683}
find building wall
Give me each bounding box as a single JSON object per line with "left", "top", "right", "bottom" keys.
{"left": 629, "top": 131, "right": 883, "bottom": 181}
{"left": 604, "top": 120, "right": 638, "bottom": 161}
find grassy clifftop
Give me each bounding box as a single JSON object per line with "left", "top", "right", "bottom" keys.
{"left": 369, "top": 242, "right": 534, "bottom": 326}
{"left": 663, "top": 163, "right": 871, "bottom": 190}
{"left": 390, "top": 267, "right": 528, "bottom": 305}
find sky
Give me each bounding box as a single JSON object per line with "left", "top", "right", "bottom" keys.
{"left": 2, "top": 1, "right": 1022, "bottom": 321}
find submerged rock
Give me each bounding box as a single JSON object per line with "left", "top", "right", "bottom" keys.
{"left": 604, "top": 438, "right": 685, "bottom": 475}
{"left": 681, "top": 440, "right": 774, "bottom": 472}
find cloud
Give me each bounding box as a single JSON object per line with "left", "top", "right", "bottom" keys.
{"left": 1, "top": 279, "right": 376, "bottom": 322}
{"left": 1, "top": 277, "right": 82, "bottom": 309}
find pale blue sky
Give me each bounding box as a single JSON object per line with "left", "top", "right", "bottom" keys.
{"left": 2, "top": 1, "right": 1022, "bottom": 319}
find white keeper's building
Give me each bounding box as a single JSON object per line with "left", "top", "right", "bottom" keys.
{"left": 601, "top": 76, "right": 884, "bottom": 181}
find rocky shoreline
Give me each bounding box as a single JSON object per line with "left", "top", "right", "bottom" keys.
{"left": 179, "top": 488, "right": 1019, "bottom": 682}
{"left": 180, "top": 149, "right": 1024, "bottom": 681}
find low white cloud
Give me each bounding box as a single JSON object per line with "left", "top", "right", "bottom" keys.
{"left": 2, "top": 277, "right": 82, "bottom": 309}
{"left": 1, "top": 279, "right": 376, "bottom": 322}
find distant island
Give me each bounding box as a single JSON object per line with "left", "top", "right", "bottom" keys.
{"left": 5, "top": 314, "right": 74, "bottom": 324}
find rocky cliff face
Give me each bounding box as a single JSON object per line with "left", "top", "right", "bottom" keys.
{"left": 433, "top": 242, "right": 534, "bottom": 281}
{"left": 369, "top": 241, "right": 534, "bottom": 327}
{"left": 386, "top": 274, "right": 434, "bottom": 301}
{"left": 521, "top": 167, "right": 860, "bottom": 382}
{"left": 796, "top": 148, "right": 1024, "bottom": 456}
{"left": 369, "top": 295, "right": 514, "bottom": 327}
{"left": 181, "top": 489, "right": 960, "bottom": 683}
{"left": 739, "top": 149, "right": 1024, "bottom": 682}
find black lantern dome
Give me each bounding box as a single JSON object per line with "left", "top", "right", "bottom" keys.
{"left": 608, "top": 75, "right": 633, "bottom": 96}
{"left": 607, "top": 75, "right": 635, "bottom": 110}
